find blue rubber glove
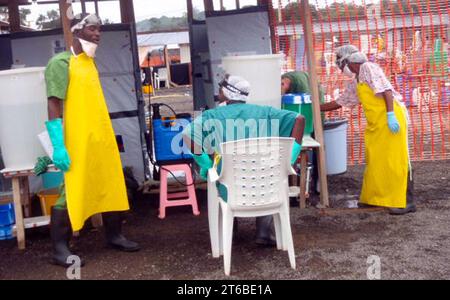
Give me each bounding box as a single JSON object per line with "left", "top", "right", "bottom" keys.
{"left": 291, "top": 141, "right": 302, "bottom": 165}
{"left": 45, "top": 118, "right": 71, "bottom": 172}
{"left": 192, "top": 153, "right": 213, "bottom": 180}
{"left": 387, "top": 111, "right": 400, "bottom": 133}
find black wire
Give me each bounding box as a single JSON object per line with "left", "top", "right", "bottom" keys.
{"left": 158, "top": 103, "right": 177, "bottom": 117}
{"left": 159, "top": 165, "right": 197, "bottom": 187}
{"left": 146, "top": 92, "right": 197, "bottom": 187}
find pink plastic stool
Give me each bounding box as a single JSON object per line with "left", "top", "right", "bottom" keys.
{"left": 158, "top": 164, "right": 200, "bottom": 219}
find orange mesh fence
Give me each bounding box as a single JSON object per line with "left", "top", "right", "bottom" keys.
{"left": 270, "top": 0, "right": 449, "bottom": 165}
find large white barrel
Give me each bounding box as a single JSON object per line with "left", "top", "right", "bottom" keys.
{"left": 0, "top": 67, "right": 48, "bottom": 170}
{"left": 324, "top": 118, "right": 348, "bottom": 175}
{"left": 222, "top": 54, "right": 283, "bottom": 108}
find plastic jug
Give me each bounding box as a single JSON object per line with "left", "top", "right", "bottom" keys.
{"left": 222, "top": 54, "right": 283, "bottom": 108}
{"left": 0, "top": 67, "right": 48, "bottom": 170}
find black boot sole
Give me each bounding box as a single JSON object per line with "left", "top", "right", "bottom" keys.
{"left": 51, "top": 257, "right": 85, "bottom": 268}
{"left": 107, "top": 243, "right": 141, "bottom": 252}
{"left": 389, "top": 206, "right": 417, "bottom": 215}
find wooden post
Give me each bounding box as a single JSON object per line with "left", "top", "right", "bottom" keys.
{"left": 80, "top": 0, "right": 86, "bottom": 14}
{"left": 12, "top": 178, "right": 25, "bottom": 250}
{"left": 94, "top": 0, "right": 99, "bottom": 15}
{"left": 164, "top": 46, "right": 172, "bottom": 88}
{"left": 235, "top": 0, "right": 240, "bottom": 10}
{"left": 119, "top": 0, "right": 136, "bottom": 24}
{"left": 186, "top": 0, "right": 194, "bottom": 22}
{"left": 300, "top": 0, "right": 329, "bottom": 207}
{"left": 203, "top": 0, "right": 214, "bottom": 13}
{"left": 8, "top": 0, "right": 20, "bottom": 33}
{"left": 59, "top": 0, "right": 73, "bottom": 49}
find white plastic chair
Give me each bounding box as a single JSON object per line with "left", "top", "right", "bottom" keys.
{"left": 155, "top": 67, "right": 168, "bottom": 89}
{"left": 207, "top": 137, "right": 297, "bottom": 275}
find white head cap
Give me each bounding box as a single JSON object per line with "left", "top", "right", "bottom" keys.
{"left": 71, "top": 14, "right": 102, "bottom": 33}
{"left": 347, "top": 52, "right": 369, "bottom": 64}
{"left": 335, "top": 45, "right": 359, "bottom": 68}
{"left": 220, "top": 75, "right": 250, "bottom": 102}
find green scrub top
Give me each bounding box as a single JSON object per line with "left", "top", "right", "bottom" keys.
{"left": 183, "top": 103, "right": 299, "bottom": 202}
{"left": 45, "top": 51, "right": 71, "bottom": 100}
{"left": 184, "top": 103, "right": 298, "bottom": 154}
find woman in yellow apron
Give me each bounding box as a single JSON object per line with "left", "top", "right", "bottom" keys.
{"left": 45, "top": 14, "right": 139, "bottom": 267}
{"left": 321, "top": 45, "right": 416, "bottom": 215}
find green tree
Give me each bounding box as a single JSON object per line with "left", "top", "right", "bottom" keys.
{"left": 0, "top": 7, "right": 7, "bottom": 21}
{"left": 19, "top": 8, "right": 31, "bottom": 26}
{"left": 36, "top": 9, "right": 61, "bottom": 30}
{"left": 281, "top": 2, "right": 366, "bottom": 23}
{"left": 381, "top": 0, "right": 419, "bottom": 15}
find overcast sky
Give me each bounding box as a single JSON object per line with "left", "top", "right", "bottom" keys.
{"left": 24, "top": 0, "right": 370, "bottom": 28}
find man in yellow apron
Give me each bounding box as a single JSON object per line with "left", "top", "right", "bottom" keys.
{"left": 321, "top": 45, "right": 416, "bottom": 215}
{"left": 45, "top": 14, "right": 139, "bottom": 267}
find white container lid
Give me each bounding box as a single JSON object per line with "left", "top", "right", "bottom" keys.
{"left": 222, "top": 53, "right": 284, "bottom": 61}
{"left": 0, "top": 67, "right": 45, "bottom": 77}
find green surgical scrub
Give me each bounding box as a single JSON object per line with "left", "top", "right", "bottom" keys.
{"left": 183, "top": 103, "right": 298, "bottom": 201}
{"left": 185, "top": 103, "right": 298, "bottom": 153}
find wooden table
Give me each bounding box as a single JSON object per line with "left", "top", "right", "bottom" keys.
{"left": 1, "top": 167, "right": 52, "bottom": 249}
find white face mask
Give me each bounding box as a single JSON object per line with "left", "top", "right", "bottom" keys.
{"left": 218, "top": 101, "right": 227, "bottom": 107}
{"left": 78, "top": 38, "right": 98, "bottom": 58}
{"left": 343, "top": 65, "right": 354, "bottom": 78}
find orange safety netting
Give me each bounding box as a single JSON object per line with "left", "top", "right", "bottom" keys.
{"left": 270, "top": 0, "right": 449, "bottom": 165}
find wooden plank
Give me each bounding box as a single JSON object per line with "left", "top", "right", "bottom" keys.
{"left": 80, "top": 0, "right": 86, "bottom": 14}
{"left": 119, "top": 0, "right": 136, "bottom": 24}
{"left": 59, "top": 0, "right": 73, "bottom": 49}
{"left": 90, "top": 213, "right": 103, "bottom": 228}
{"left": 164, "top": 46, "right": 172, "bottom": 88}
{"left": 94, "top": 0, "right": 99, "bottom": 15}
{"left": 203, "top": 0, "right": 214, "bottom": 13}
{"left": 300, "top": 0, "right": 329, "bottom": 207}
{"left": 299, "top": 152, "right": 308, "bottom": 209}
{"left": 12, "top": 178, "right": 25, "bottom": 250}
{"left": 8, "top": 0, "right": 20, "bottom": 33}
{"left": 186, "top": 0, "right": 194, "bottom": 23}
{"left": 19, "top": 177, "right": 31, "bottom": 218}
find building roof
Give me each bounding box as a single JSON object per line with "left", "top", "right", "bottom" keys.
{"left": 137, "top": 31, "right": 189, "bottom": 47}
{"left": 277, "top": 14, "right": 449, "bottom": 36}
{"left": 0, "top": 20, "right": 35, "bottom": 32}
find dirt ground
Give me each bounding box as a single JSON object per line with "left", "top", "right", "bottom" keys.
{"left": 0, "top": 87, "right": 449, "bottom": 280}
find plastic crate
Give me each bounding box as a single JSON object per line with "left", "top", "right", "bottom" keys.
{"left": 153, "top": 117, "right": 192, "bottom": 163}
{"left": 282, "top": 93, "right": 314, "bottom": 136}
{"left": 0, "top": 225, "right": 14, "bottom": 240}
{"left": 38, "top": 189, "right": 59, "bottom": 216}
{"left": 0, "top": 203, "right": 15, "bottom": 226}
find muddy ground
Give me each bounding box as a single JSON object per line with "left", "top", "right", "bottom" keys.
{"left": 1, "top": 158, "right": 448, "bottom": 280}
{"left": 0, "top": 87, "right": 449, "bottom": 280}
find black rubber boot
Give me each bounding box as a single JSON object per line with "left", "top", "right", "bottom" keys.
{"left": 103, "top": 212, "right": 140, "bottom": 252}
{"left": 50, "top": 207, "right": 84, "bottom": 267}
{"left": 255, "top": 216, "right": 276, "bottom": 247}
{"left": 389, "top": 170, "right": 417, "bottom": 215}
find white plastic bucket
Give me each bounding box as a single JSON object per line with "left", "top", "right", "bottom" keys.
{"left": 0, "top": 67, "right": 48, "bottom": 170}
{"left": 323, "top": 118, "right": 348, "bottom": 175}
{"left": 222, "top": 54, "right": 283, "bottom": 108}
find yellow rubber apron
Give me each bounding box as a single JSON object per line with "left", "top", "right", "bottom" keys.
{"left": 64, "top": 53, "right": 129, "bottom": 231}
{"left": 357, "top": 83, "right": 408, "bottom": 208}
